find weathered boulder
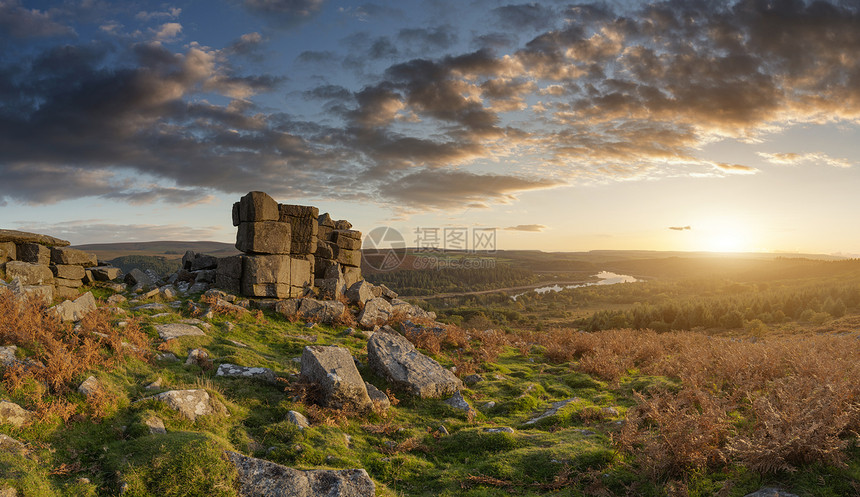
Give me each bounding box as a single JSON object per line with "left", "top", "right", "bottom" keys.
{"left": 0, "top": 400, "right": 34, "bottom": 427}
{"left": 0, "top": 346, "right": 17, "bottom": 367}
{"left": 0, "top": 433, "right": 27, "bottom": 456}
{"left": 0, "top": 242, "right": 16, "bottom": 262}
{"left": 51, "top": 292, "right": 97, "bottom": 322}
{"left": 274, "top": 298, "right": 301, "bottom": 317}
{"left": 343, "top": 267, "right": 362, "bottom": 288}
{"left": 5, "top": 261, "right": 53, "bottom": 286}
{"left": 216, "top": 364, "right": 276, "bottom": 383}
{"left": 6, "top": 278, "right": 53, "bottom": 304}
{"left": 298, "top": 298, "right": 345, "bottom": 324}
{"left": 78, "top": 375, "right": 102, "bottom": 397}
{"left": 17, "top": 243, "right": 51, "bottom": 265}
{"left": 151, "top": 389, "right": 227, "bottom": 421}
{"left": 390, "top": 299, "right": 437, "bottom": 321}
{"left": 300, "top": 346, "right": 372, "bottom": 411}
{"left": 238, "top": 191, "right": 279, "bottom": 223}
{"left": 227, "top": 451, "right": 375, "bottom": 497}
{"left": 372, "top": 284, "right": 398, "bottom": 300}
{"left": 444, "top": 391, "right": 476, "bottom": 416}
{"left": 365, "top": 382, "right": 390, "bottom": 411}
{"left": 51, "top": 247, "right": 97, "bottom": 267}
{"left": 286, "top": 410, "right": 310, "bottom": 430}
{"left": 242, "top": 254, "right": 292, "bottom": 298}
{"left": 357, "top": 298, "right": 392, "bottom": 328}
{"left": 0, "top": 229, "right": 69, "bottom": 247}
{"left": 336, "top": 248, "right": 361, "bottom": 268}
{"left": 144, "top": 415, "right": 167, "bottom": 435}
{"left": 215, "top": 255, "right": 243, "bottom": 294}
{"left": 346, "top": 281, "right": 374, "bottom": 305}
{"left": 318, "top": 274, "right": 346, "bottom": 300}
{"left": 124, "top": 268, "right": 153, "bottom": 288}
{"left": 367, "top": 332, "right": 462, "bottom": 398}
{"left": 90, "top": 266, "right": 122, "bottom": 281}
{"left": 155, "top": 323, "right": 206, "bottom": 340}
{"left": 236, "top": 221, "right": 291, "bottom": 254}
{"left": 55, "top": 278, "right": 83, "bottom": 288}
{"left": 52, "top": 264, "right": 85, "bottom": 280}
{"left": 185, "top": 348, "right": 210, "bottom": 367}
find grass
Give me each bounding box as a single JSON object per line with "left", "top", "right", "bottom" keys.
{"left": 0, "top": 284, "right": 858, "bottom": 496}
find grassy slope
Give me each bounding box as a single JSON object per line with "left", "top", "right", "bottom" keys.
{"left": 0, "top": 281, "right": 857, "bottom": 496}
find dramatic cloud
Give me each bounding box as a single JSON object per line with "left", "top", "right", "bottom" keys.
{"left": 4, "top": 0, "right": 860, "bottom": 213}
{"left": 505, "top": 224, "right": 546, "bottom": 232}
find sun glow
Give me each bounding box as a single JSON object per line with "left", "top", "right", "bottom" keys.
{"left": 695, "top": 216, "right": 758, "bottom": 253}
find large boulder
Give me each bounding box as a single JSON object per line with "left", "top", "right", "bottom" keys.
{"left": 154, "top": 323, "right": 206, "bottom": 340}
{"left": 5, "top": 261, "right": 53, "bottom": 286}
{"left": 0, "top": 229, "right": 69, "bottom": 247}
{"left": 0, "top": 242, "right": 15, "bottom": 263}
{"left": 50, "top": 247, "right": 97, "bottom": 267}
{"left": 51, "top": 292, "right": 97, "bottom": 322}
{"left": 150, "top": 389, "right": 227, "bottom": 421}
{"left": 17, "top": 243, "right": 51, "bottom": 265}
{"left": 124, "top": 268, "right": 153, "bottom": 288}
{"left": 215, "top": 255, "right": 243, "bottom": 293}
{"left": 238, "top": 191, "right": 279, "bottom": 223}
{"left": 357, "top": 298, "right": 392, "bottom": 328}
{"left": 51, "top": 264, "right": 85, "bottom": 280}
{"left": 298, "top": 298, "right": 345, "bottom": 324}
{"left": 216, "top": 364, "right": 276, "bottom": 383}
{"left": 241, "top": 254, "right": 292, "bottom": 298}
{"left": 236, "top": 221, "right": 291, "bottom": 254}
{"left": 6, "top": 278, "right": 53, "bottom": 304}
{"left": 0, "top": 400, "right": 34, "bottom": 427}
{"left": 367, "top": 332, "right": 462, "bottom": 398}
{"left": 300, "top": 346, "right": 372, "bottom": 411}
{"left": 90, "top": 266, "right": 122, "bottom": 281}
{"left": 346, "top": 280, "right": 374, "bottom": 305}
{"left": 227, "top": 451, "right": 375, "bottom": 497}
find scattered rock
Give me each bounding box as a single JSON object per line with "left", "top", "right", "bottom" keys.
{"left": 216, "top": 364, "right": 276, "bottom": 383}
{"left": 367, "top": 332, "right": 463, "bottom": 399}
{"left": 0, "top": 433, "right": 27, "bottom": 456}
{"left": 0, "top": 346, "right": 18, "bottom": 367}
{"left": 357, "top": 297, "right": 393, "bottom": 328}
{"left": 444, "top": 391, "right": 475, "bottom": 416}
{"left": 132, "top": 302, "right": 168, "bottom": 312}
{"left": 124, "top": 268, "right": 153, "bottom": 289}
{"left": 484, "top": 427, "right": 515, "bottom": 433}
{"left": 106, "top": 294, "right": 127, "bottom": 305}
{"left": 482, "top": 401, "right": 496, "bottom": 410}
{"left": 185, "top": 348, "right": 211, "bottom": 368}
{"left": 0, "top": 400, "right": 34, "bottom": 427}
{"left": 287, "top": 410, "right": 310, "bottom": 430}
{"left": 227, "top": 451, "right": 375, "bottom": 497}
{"left": 463, "top": 374, "right": 484, "bottom": 385}
{"left": 156, "top": 353, "right": 178, "bottom": 362}
{"left": 91, "top": 266, "right": 122, "bottom": 281}
{"left": 77, "top": 375, "right": 101, "bottom": 397}
{"left": 143, "top": 415, "right": 166, "bottom": 435}
{"left": 346, "top": 280, "right": 374, "bottom": 305}
{"left": 437, "top": 425, "right": 449, "bottom": 436}
{"left": 51, "top": 292, "right": 97, "bottom": 322}
{"left": 155, "top": 323, "right": 206, "bottom": 340}
{"left": 300, "top": 345, "right": 372, "bottom": 411}
{"left": 145, "top": 378, "right": 163, "bottom": 390}
{"left": 364, "top": 382, "right": 390, "bottom": 411}
{"left": 150, "top": 390, "right": 227, "bottom": 421}
{"left": 298, "top": 298, "right": 346, "bottom": 324}
{"left": 524, "top": 398, "right": 580, "bottom": 425}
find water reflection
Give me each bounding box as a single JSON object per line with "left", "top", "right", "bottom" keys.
{"left": 512, "top": 271, "right": 638, "bottom": 300}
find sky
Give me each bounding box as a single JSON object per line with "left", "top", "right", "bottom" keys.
{"left": 2, "top": 0, "right": 860, "bottom": 255}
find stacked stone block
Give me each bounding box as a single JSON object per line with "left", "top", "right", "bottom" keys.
{"left": 224, "top": 192, "right": 363, "bottom": 301}
{"left": 0, "top": 229, "right": 109, "bottom": 301}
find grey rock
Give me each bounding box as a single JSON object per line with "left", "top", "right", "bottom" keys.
{"left": 482, "top": 401, "right": 496, "bottom": 410}
{"left": 464, "top": 374, "right": 484, "bottom": 385}
{"left": 274, "top": 298, "right": 301, "bottom": 317}
{"left": 0, "top": 400, "right": 34, "bottom": 427}
{"left": 6, "top": 278, "right": 53, "bottom": 304}
{"left": 318, "top": 274, "right": 346, "bottom": 300}
{"left": 51, "top": 247, "right": 97, "bottom": 267}
{"left": 150, "top": 389, "right": 227, "bottom": 421}
{"left": 106, "top": 294, "right": 126, "bottom": 305}
{"left": 124, "top": 268, "right": 152, "bottom": 288}
{"left": 185, "top": 348, "right": 210, "bottom": 367}
{"left": 437, "top": 425, "right": 449, "bottom": 435}
{"left": 55, "top": 277, "right": 83, "bottom": 288}
{"left": 155, "top": 323, "right": 206, "bottom": 340}
{"left": 90, "top": 266, "right": 122, "bottom": 281}
{"left": 343, "top": 267, "right": 362, "bottom": 289}
{"left": 346, "top": 280, "right": 374, "bottom": 305}
{"left": 444, "top": 391, "right": 475, "bottom": 416}
{"left": 242, "top": 254, "right": 292, "bottom": 298}
{"left": 0, "top": 433, "right": 27, "bottom": 456}
{"left": 17, "top": 243, "right": 51, "bottom": 265}
{"left": 51, "top": 292, "right": 97, "bottom": 322}
{"left": 287, "top": 410, "right": 310, "bottom": 430}
{"left": 77, "top": 375, "right": 101, "bottom": 397}
{"left": 0, "top": 229, "right": 69, "bottom": 247}
{"left": 143, "top": 415, "right": 166, "bottom": 435}
{"left": 216, "top": 363, "right": 276, "bottom": 383}
{"left": 51, "top": 264, "right": 85, "bottom": 280}
{"left": 298, "top": 298, "right": 346, "bottom": 324}
{"left": 236, "top": 221, "right": 291, "bottom": 254}
{"left": 190, "top": 254, "right": 218, "bottom": 271}
{"left": 238, "top": 191, "right": 279, "bottom": 223}
{"left": 227, "top": 451, "right": 375, "bottom": 497}
{"left": 193, "top": 269, "right": 216, "bottom": 284}
{"left": 132, "top": 302, "right": 168, "bottom": 311}
{"left": 300, "top": 346, "right": 372, "bottom": 411}
{"left": 484, "top": 427, "right": 515, "bottom": 433}
{"left": 156, "top": 353, "right": 178, "bottom": 362}
{"left": 0, "top": 346, "right": 18, "bottom": 367}
{"left": 357, "top": 298, "right": 392, "bottom": 328}
{"left": 367, "top": 332, "right": 463, "bottom": 398}
{"left": 5, "top": 261, "right": 53, "bottom": 286}
{"left": 365, "top": 382, "right": 390, "bottom": 411}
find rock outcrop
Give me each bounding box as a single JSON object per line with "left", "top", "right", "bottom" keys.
{"left": 150, "top": 389, "right": 227, "bottom": 421}
{"left": 367, "top": 332, "right": 462, "bottom": 398}
{"left": 227, "top": 451, "right": 375, "bottom": 497}
{"left": 300, "top": 346, "right": 372, "bottom": 411}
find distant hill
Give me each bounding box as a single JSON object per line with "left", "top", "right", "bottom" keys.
{"left": 71, "top": 241, "right": 240, "bottom": 262}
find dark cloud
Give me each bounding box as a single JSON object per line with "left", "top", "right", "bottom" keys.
{"left": 492, "top": 3, "right": 558, "bottom": 31}
{"left": 0, "top": 0, "right": 75, "bottom": 38}
{"left": 296, "top": 50, "right": 338, "bottom": 64}
{"left": 472, "top": 32, "right": 518, "bottom": 50}
{"left": 504, "top": 224, "right": 546, "bottom": 232}
{"left": 396, "top": 25, "right": 458, "bottom": 51}
{"left": 378, "top": 169, "right": 563, "bottom": 209}
{"left": 242, "top": 0, "right": 325, "bottom": 28}
{"left": 669, "top": 226, "right": 691, "bottom": 231}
